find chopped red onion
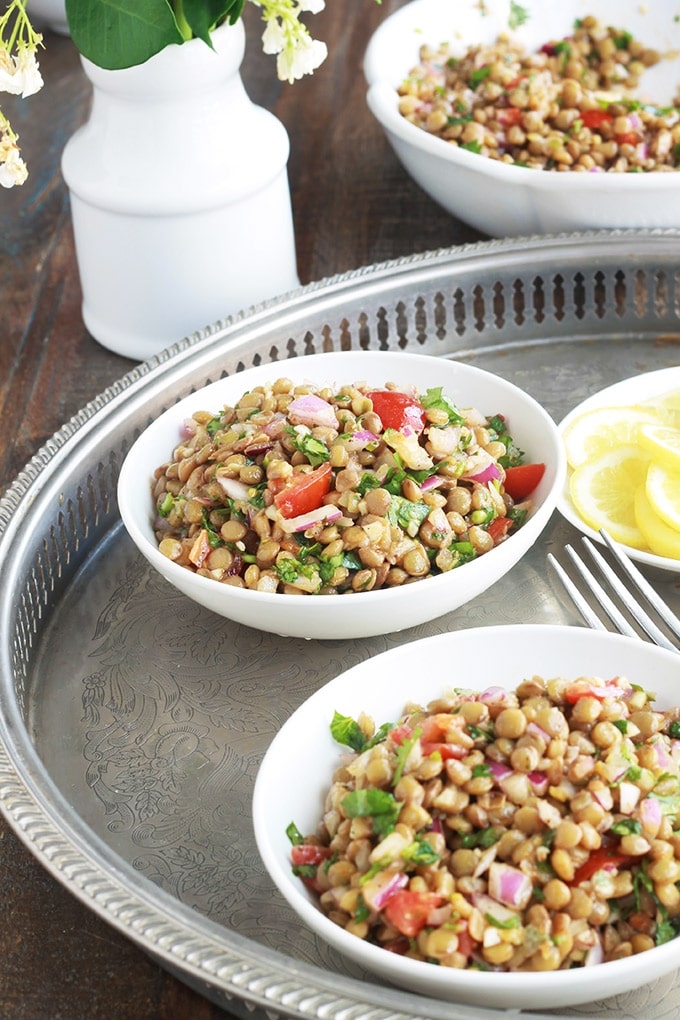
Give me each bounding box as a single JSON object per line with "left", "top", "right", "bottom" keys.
{"left": 362, "top": 870, "right": 408, "bottom": 912}
{"left": 526, "top": 721, "right": 550, "bottom": 744}
{"left": 638, "top": 796, "right": 662, "bottom": 833}
{"left": 584, "top": 937, "right": 604, "bottom": 967}
{"left": 479, "top": 686, "right": 508, "bottom": 705}
{"left": 419, "top": 475, "right": 444, "bottom": 492}
{"left": 181, "top": 418, "right": 198, "bottom": 439}
{"left": 472, "top": 891, "right": 520, "bottom": 925}
{"left": 345, "top": 429, "right": 379, "bottom": 451}
{"left": 278, "top": 504, "right": 343, "bottom": 534}
{"left": 461, "top": 450, "right": 502, "bottom": 484}
{"left": 288, "top": 394, "right": 338, "bottom": 429}
{"left": 216, "top": 475, "right": 251, "bottom": 501}
{"left": 488, "top": 760, "right": 513, "bottom": 782}
{"left": 527, "top": 770, "right": 549, "bottom": 795}
{"left": 488, "top": 862, "right": 532, "bottom": 910}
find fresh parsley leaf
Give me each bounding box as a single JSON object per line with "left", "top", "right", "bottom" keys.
{"left": 285, "top": 426, "right": 330, "bottom": 467}
{"left": 330, "top": 710, "right": 369, "bottom": 752}
{"left": 402, "top": 835, "right": 440, "bottom": 867}
{"left": 610, "top": 818, "right": 641, "bottom": 836}
{"left": 393, "top": 726, "right": 422, "bottom": 786}
{"left": 420, "top": 387, "right": 464, "bottom": 425}
{"left": 341, "top": 789, "right": 401, "bottom": 837}
{"left": 485, "top": 912, "right": 520, "bottom": 929}
{"left": 508, "top": 2, "right": 529, "bottom": 30}
{"left": 387, "top": 495, "right": 430, "bottom": 532}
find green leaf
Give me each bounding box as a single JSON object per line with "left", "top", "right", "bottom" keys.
{"left": 330, "top": 710, "right": 368, "bottom": 752}
{"left": 508, "top": 2, "right": 529, "bottom": 30}
{"left": 401, "top": 835, "right": 440, "bottom": 867}
{"left": 66, "top": 0, "right": 184, "bottom": 69}
{"left": 341, "top": 789, "right": 401, "bottom": 837}
{"left": 182, "top": 0, "right": 245, "bottom": 45}
{"left": 420, "top": 387, "right": 464, "bottom": 425}
{"left": 286, "top": 821, "right": 305, "bottom": 846}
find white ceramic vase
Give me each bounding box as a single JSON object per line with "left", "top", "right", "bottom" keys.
{"left": 61, "top": 21, "right": 300, "bottom": 361}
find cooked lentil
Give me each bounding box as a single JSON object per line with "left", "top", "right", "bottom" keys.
{"left": 152, "top": 376, "right": 538, "bottom": 595}
{"left": 289, "top": 674, "right": 680, "bottom": 970}
{"left": 398, "top": 15, "right": 680, "bottom": 172}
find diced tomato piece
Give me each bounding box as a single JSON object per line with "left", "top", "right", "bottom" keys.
{"left": 456, "top": 924, "right": 476, "bottom": 959}
{"left": 291, "top": 844, "right": 332, "bottom": 867}
{"left": 419, "top": 713, "right": 467, "bottom": 760}
{"left": 274, "top": 462, "right": 333, "bottom": 518}
{"left": 497, "top": 107, "right": 522, "bottom": 127}
{"left": 615, "top": 131, "right": 642, "bottom": 146}
{"left": 367, "top": 391, "right": 426, "bottom": 433}
{"left": 487, "top": 516, "right": 514, "bottom": 543}
{"left": 503, "top": 463, "right": 546, "bottom": 500}
{"left": 390, "top": 724, "right": 415, "bottom": 745}
{"left": 291, "top": 843, "right": 332, "bottom": 892}
{"left": 383, "top": 890, "right": 445, "bottom": 937}
{"left": 581, "top": 109, "right": 613, "bottom": 131}
{"left": 571, "top": 846, "right": 633, "bottom": 886}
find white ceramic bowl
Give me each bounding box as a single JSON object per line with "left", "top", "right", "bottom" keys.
{"left": 558, "top": 366, "right": 680, "bottom": 573}
{"left": 117, "top": 351, "right": 564, "bottom": 639}
{"left": 253, "top": 624, "right": 680, "bottom": 1010}
{"left": 364, "top": 0, "right": 680, "bottom": 237}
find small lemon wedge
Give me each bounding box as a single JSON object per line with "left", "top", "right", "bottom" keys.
{"left": 634, "top": 485, "right": 680, "bottom": 560}
{"left": 569, "top": 445, "right": 650, "bottom": 548}
{"left": 562, "top": 405, "right": 661, "bottom": 470}
{"left": 646, "top": 461, "right": 680, "bottom": 534}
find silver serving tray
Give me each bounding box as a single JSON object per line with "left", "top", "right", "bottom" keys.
{"left": 2, "top": 231, "right": 680, "bottom": 1020}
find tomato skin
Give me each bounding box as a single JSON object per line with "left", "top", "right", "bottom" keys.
{"left": 497, "top": 107, "right": 522, "bottom": 127}
{"left": 581, "top": 109, "right": 613, "bottom": 131}
{"left": 367, "top": 391, "right": 426, "bottom": 433}
{"left": 274, "top": 462, "right": 333, "bottom": 518}
{"left": 419, "top": 714, "right": 468, "bottom": 760}
{"left": 616, "top": 131, "right": 641, "bottom": 146}
{"left": 571, "top": 846, "right": 632, "bottom": 886}
{"left": 383, "top": 890, "right": 445, "bottom": 936}
{"left": 291, "top": 844, "right": 332, "bottom": 867}
{"left": 487, "top": 516, "right": 514, "bottom": 543}
{"left": 503, "top": 463, "right": 546, "bottom": 500}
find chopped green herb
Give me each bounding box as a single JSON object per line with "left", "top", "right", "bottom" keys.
{"left": 341, "top": 788, "right": 401, "bottom": 837}
{"left": 485, "top": 912, "right": 520, "bottom": 929}
{"left": 393, "top": 726, "right": 422, "bottom": 786}
{"left": 470, "top": 65, "right": 492, "bottom": 88}
{"left": 158, "top": 492, "right": 175, "bottom": 517}
{"left": 460, "top": 827, "right": 501, "bottom": 850}
{"left": 461, "top": 140, "right": 483, "bottom": 154}
{"left": 610, "top": 819, "right": 641, "bottom": 836}
{"left": 420, "top": 387, "right": 465, "bottom": 425}
{"left": 402, "top": 835, "right": 441, "bottom": 867}
{"left": 612, "top": 719, "right": 629, "bottom": 735}
{"left": 285, "top": 426, "right": 330, "bottom": 467}
{"left": 508, "top": 2, "right": 529, "bottom": 30}
{"left": 286, "top": 821, "right": 305, "bottom": 846}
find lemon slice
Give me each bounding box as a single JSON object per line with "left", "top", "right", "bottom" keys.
{"left": 638, "top": 423, "right": 680, "bottom": 474}
{"left": 646, "top": 461, "right": 680, "bottom": 534}
{"left": 568, "top": 445, "right": 650, "bottom": 548}
{"left": 562, "top": 406, "right": 661, "bottom": 470}
{"left": 638, "top": 386, "right": 680, "bottom": 426}
{"left": 634, "top": 485, "right": 680, "bottom": 560}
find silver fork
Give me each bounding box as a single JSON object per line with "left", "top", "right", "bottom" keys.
{"left": 547, "top": 530, "right": 680, "bottom": 654}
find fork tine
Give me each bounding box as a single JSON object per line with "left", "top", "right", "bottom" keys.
{"left": 598, "top": 529, "right": 680, "bottom": 642}
{"left": 546, "top": 552, "right": 608, "bottom": 633}
{"left": 580, "top": 536, "right": 677, "bottom": 652}
{"left": 563, "top": 544, "right": 641, "bottom": 640}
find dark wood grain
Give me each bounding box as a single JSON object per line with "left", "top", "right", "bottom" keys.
{"left": 0, "top": 4, "right": 484, "bottom": 1016}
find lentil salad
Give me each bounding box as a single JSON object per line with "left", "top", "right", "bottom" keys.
{"left": 288, "top": 673, "right": 680, "bottom": 972}
{"left": 398, "top": 15, "right": 680, "bottom": 173}
{"left": 151, "top": 376, "right": 545, "bottom": 596}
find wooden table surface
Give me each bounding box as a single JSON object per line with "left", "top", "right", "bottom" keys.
{"left": 0, "top": 3, "right": 485, "bottom": 1016}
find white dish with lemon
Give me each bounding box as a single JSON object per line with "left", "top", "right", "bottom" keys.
{"left": 558, "top": 367, "right": 680, "bottom": 571}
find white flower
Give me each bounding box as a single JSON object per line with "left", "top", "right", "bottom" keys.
{"left": 0, "top": 46, "right": 22, "bottom": 95}
{"left": 277, "top": 35, "right": 328, "bottom": 83}
{"left": 0, "top": 135, "right": 28, "bottom": 187}
{"left": 0, "top": 43, "right": 43, "bottom": 98}
{"left": 261, "top": 18, "right": 286, "bottom": 55}
{"left": 15, "top": 45, "right": 43, "bottom": 98}
{"left": 297, "top": 0, "right": 325, "bottom": 13}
